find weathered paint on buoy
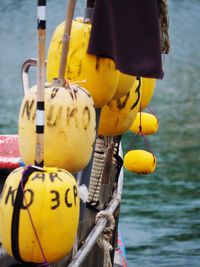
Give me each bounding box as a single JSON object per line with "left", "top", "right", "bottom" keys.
{"left": 0, "top": 166, "right": 79, "bottom": 263}
{"left": 98, "top": 79, "right": 141, "bottom": 136}
{"left": 47, "top": 18, "right": 119, "bottom": 108}
{"left": 113, "top": 71, "right": 135, "bottom": 100}
{"left": 18, "top": 83, "right": 96, "bottom": 173}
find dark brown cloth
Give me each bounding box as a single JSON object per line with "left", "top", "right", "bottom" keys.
{"left": 88, "top": 0, "right": 164, "bottom": 79}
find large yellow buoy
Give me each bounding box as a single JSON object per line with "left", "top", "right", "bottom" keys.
{"left": 113, "top": 71, "right": 136, "bottom": 100}
{"left": 124, "top": 150, "right": 156, "bottom": 174}
{"left": 18, "top": 83, "right": 96, "bottom": 173}
{"left": 140, "top": 78, "right": 156, "bottom": 110}
{"left": 129, "top": 112, "right": 159, "bottom": 135}
{"left": 0, "top": 166, "right": 79, "bottom": 263}
{"left": 98, "top": 78, "right": 141, "bottom": 136}
{"left": 47, "top": 18, "right": 119, "bottom": 108}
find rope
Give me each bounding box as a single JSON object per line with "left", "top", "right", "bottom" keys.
{"left": 157, "top": 0, "right": 170, "bottom": 54}
{"left": 127, "top": 107, "right": 156, "bottom": 157}
{"left": 87, "top": 136, "right": 108, "bottom": 205}
{"left": 147, "top": 105, "right": 159, "bottom": 123}
{"left": 95, "top": 211, "right": 115, "bottom": 267}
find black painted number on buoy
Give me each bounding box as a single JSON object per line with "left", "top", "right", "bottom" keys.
{"left": 3, "top": 185, "right": 78, "bottom": 210}
{"left": 50, "top": 186, "right": 78, "bottom": 210}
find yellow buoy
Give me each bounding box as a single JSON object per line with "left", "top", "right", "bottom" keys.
{"left": 140, "top": 78, "right": 156, "bottom": 110}
{"left": 0, "top": 166, "right": 79, "bottom": 263}
{"left": 18, "top": 83, "right": 96, "bottom": 173}
{"left": 124, "top": 150, "right": 156, "bottom": 174}
{"left": 113, "top": 71, "right": 136, "bottom": 100}
{"left": 129, "top": 112, "right": 159, "bottom": 135}
{"left": 47, "top": 18, "right": 119, "bottom": 108}
{"left": 98, "top": 78, "right": 141, "bottom": 136}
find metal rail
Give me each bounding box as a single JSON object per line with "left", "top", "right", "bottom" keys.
{"left": 68, "top": 146, "right": 124, "bottom": 267}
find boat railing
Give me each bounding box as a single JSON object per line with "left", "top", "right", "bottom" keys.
{"left": 68, "top": 148, "right": 123, "bottom": 267}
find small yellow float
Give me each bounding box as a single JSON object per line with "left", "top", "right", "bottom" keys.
{"left": 129, "top": 112, "right": 159, "bottom": 135}
{"left": 124, "top": 150, "right": 157, "bottom": 174}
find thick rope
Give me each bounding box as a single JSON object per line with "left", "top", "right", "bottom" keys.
{"left": 87, "top": 136, "right": 108, "bottom": 205}
{"left": 95, "top": 211, "right": 115, "bottom": 267}
{"left": 157, "top": 0, "right": 170, "bottom": 54}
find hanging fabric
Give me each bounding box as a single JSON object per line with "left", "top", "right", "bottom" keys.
{"left": 88, "top": 0, "right": 166, "bottom": 79}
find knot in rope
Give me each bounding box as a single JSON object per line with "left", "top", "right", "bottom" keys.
{"left": 64, "top": 79, "right": 87, "bottom": 102}
{"left": 95, "top": 211, "right": 115, "bottom": 267}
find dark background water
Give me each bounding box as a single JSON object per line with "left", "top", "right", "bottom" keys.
{"left": 0, "top": 1, "right": 200, "bottom": 266}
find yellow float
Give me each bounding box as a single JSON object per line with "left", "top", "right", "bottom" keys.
{"left": 129, "top": 112, "right": 159, "bottom": 135}
{"left": 124, "top": 150, "right": 157, "bottom": 174}
{"left": 0, "top": 166, "right": 79, "bottom": 263}
{"left": 140, "top": 78, "right": 156, "bottom": 110}
{"left": 98, "top": 78, "right": 141, "bottom": 136}
{"left": 113, "top": 71, "right": 135, "bottom": 100}
{"left": 18, "top": 83, "right": 96, "bottom": 173}
{"left": 47, "top": 18, "right": 119, "bottom": 108}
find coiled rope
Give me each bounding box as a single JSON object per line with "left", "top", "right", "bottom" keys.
{"left": 87, "top": 136, "right": 109, "bottom": 206}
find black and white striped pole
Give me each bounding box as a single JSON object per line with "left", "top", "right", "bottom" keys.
{"left": 35, "top": 0, "right": 46, "bottom": 167}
